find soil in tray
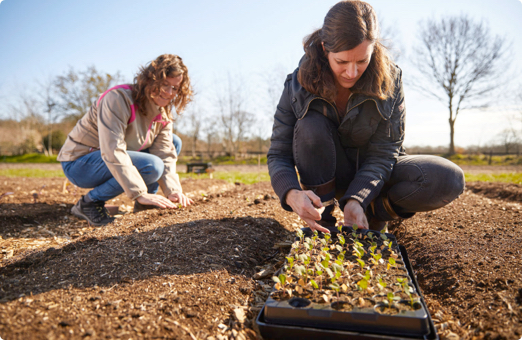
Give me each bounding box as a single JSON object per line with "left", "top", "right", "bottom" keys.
{"left": 263, "top": 228, "right": 431, "bottom": 337}
{"left": 270, "top": 228, "right": 419, "bottom": 309}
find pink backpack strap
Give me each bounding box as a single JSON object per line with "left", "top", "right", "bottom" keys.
{"left": 96, "top": 84, "right": 137, "bottom": 124}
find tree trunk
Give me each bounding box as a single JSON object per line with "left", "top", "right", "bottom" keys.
{"left": 449, "top": 118, "right": 456, "bottom": 155}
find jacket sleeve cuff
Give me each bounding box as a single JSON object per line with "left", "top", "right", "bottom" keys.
{"left": 270, "top": 172, "right": 302, "bottom": 212}
{"left": 338, "top": 176, "right": 383, "bottom": 211}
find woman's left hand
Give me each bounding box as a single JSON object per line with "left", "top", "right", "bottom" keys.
{"left": 168, "top": 192, "right": 194, "bottom": 208}
{"left": 343, "top": 199, "right": 369, "bottom": 229}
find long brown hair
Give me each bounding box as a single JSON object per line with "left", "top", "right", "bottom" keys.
{"left": 298, "top": 1, "right": 396, "bottom": 102}
{"left": 132, "top": 54, "right": 193, "bottom": 119}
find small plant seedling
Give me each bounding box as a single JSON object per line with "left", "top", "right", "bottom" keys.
{"left": 356, "top": 258, "right": 365, "bottom": 270}
{"left": 294, "top": 265, "right": 307, "bottom": 279}
{"left": 285, "top": 256, "right": 295, "bottom": 270}
{"left": 357, "top": 278, "right": 368, "bottom": 291}
{"left": 337, "top": 234, "right": 345, "bottom": 246}
{"left": 387, "top": 257, "right": 397, "bottom": 270}
{"left": 380, "top": 228, "right": 388, "bottom": 241}
{"left": 386, "top": 292, "right": 400, "bottom": 307}
{"left": 323, "top": 233, "right": 332, "bottom": 244}
{"left": 370, "top": 252, "right": 382, "bottom": 265}
{"left": 377, "top": 277, "right": 387, "bottom": 291}
{"left": 329, "top": 282, "right": 341, "bottom": 301}
{"left": 272, "top": 274, "right": 287, "bottom": 290}
{"left": 296, "top": 229, "right": 304, "bottom": 241}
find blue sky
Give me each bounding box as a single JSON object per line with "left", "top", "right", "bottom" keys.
{"left": 1, "top": 0, "right": 521, "bottom": 148}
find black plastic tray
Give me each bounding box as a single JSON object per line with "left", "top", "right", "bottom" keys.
{"left": 256, "top": 236, "right": 438, "bottom": 340}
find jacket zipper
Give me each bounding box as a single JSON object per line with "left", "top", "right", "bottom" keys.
{"left": 299, "top": 97, "right": 339, "bottom": 122}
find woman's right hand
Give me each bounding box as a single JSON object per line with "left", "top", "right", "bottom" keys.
{"left": 136, "top": 193, "right": 177, "bottom": 209}
{"left": 285, "top": 189, "right": 330, "bottom": 233}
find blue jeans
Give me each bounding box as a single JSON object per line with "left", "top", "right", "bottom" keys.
{"left": 61, "top": 134, "right": 182, "bottom": 202}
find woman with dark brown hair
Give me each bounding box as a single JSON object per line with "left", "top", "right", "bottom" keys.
{"left": 58, "top": 54, "right": 194, "bottom": 226}
{"left": 267, "top": 1, "right": 465, "bottom": 232}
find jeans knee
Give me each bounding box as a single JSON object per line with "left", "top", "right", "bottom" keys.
{"left": 142, "top": 157, "right": 164, "bottom": 184}
{"left": 172, "top": 133, "right": 182, "bottom": 156}
{"left": 294, "top": 112, "right": 333, "bottom": 147}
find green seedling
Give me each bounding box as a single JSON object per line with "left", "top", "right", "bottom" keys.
{"left": 380, "top": 228, "right": 388, "bottom": 241}
{"left": 370, "top": 253, "right": 382, "bottom": 265}
{"left": 294, "top": 265, "right": 307, "bottom": 278}
{"left": 350, "top": 224, "right": 359, "bottom": 239}
{"left": 321, "top": 253, "right": 331, "bottom": 269}
{"left": 285, "top": 256, "right": 295, "bottom": 270}
{"left": 329, "top": 282, "right": 341, "bottom": 301}
{"left": 357, "top": 278, "right": 368, "bottom": 290}
{"left": 337, "top": 225, "right": 343, "bottom": 234}
{"left": 325, "top": 268, "right": 334, "bottom": 280}
{"left": 386, "top": 292, "right": 400, "bottom": 307}
{"left": 323, "top": 232, "right": 331, "bottom": 244}
{"left": 332, "top": 263, "right": 343, "bottom": 282}
{"left": 337, "top": 234, "right": 346, "bottom": 246}
{"left": 356, "top": 258, "right": 365, "bottom": 270}
{"left": 354, "top": 245, "right": 364, "bottom": 259}
{"left": 310, "top": 279, "right": 319, "bottom": 289}
{"left": 387, "top": 257, "right": 397, "bottom": 270}
{"left": 383, "top": 240, "right": 393, "bottom": 249}
{"left": 377, "top": 277, "right": 387, "bottom": 291}
{"left": 272, "top": 273, "right": 287, "bottom": 291}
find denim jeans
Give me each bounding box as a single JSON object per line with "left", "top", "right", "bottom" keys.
{"left": 293, "top": 111, "right": 465, "bottom": 214}
{"left": 61, "top": 134, "right": 182, "bottom": 202}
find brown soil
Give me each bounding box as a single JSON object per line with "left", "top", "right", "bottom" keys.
{"left": 0, "top": 176, "right": 521, "bottom": 340}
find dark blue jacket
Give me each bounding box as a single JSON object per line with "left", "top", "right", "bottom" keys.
{"left": 267, "top": 64, "right": 406, "bottom": 212}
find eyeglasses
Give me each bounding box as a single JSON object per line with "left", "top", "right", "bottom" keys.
{"left": 159, "top": 84, "right": 179, "bottom": 96}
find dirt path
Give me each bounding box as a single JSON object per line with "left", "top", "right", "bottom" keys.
{"left": 0, "top": 177, "right": 521, "bottom": 339}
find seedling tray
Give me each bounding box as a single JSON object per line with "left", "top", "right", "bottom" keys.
{"left": 257, "top": 228, "right": 438, "bottom": 339}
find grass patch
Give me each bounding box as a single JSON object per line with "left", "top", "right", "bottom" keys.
{"left": 465, "top": 172, "right": 522, "bottom": 185}
{"left": 179, "top": 171, "right": 269, "bottom": 185}
{"left": 449, "top": 154, "right": 522, "bottom": 166}
{"left": 0, "top": 168, "right": 65, "bottom": 178}
{"left": 0, "top": 153, "right": 59, "bottom": 163}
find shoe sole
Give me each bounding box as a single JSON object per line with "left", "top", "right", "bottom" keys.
{"left": 71, "top": 204, "right": 113, "bottom": 226}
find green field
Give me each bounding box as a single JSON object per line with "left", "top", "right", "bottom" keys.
{"left": 464, "top": 172, "right": 522, "bottom": 185}
{"left": 0, "top": 167, "right": 520, "bottom": 186}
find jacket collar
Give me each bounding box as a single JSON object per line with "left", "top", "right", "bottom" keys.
{"left": 289, "top": 60, "right": 399, "bottom": 121}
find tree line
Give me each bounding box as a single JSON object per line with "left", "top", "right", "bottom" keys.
{"left": 0, "top": 14, "right": 519, "bottom": 158}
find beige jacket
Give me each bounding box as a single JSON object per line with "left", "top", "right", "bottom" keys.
{"left": 57, "top": 85, "right": 182, "bottom": 200}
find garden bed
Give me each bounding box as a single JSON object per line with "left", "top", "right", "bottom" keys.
{"left": 0, "top": 176, "right": 521, "bottom": 339}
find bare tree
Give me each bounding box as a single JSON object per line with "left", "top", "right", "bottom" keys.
{"left": 54, "top": 66, "right": 123, "bottom": 122}
{"left": 379, "top": 15, "right": 403, "bottom": 62}
{"left": 411, "top": 15, "right": 510, "bottom": 155}
{"left": 215, "top": 73, "right": 255, "bottom": 157}
{"left": 36, "top": 77, "right": 59, "bottom": 155}
{"left": 185, "top": 104, "right": 203, "bottom": 158}
{"left": 496, "top": 127, "right": 519, "bottom": 154}
{"left": 202, "top": 116, "right": 220, "bottom": 159}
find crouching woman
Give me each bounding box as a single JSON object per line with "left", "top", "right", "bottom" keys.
{"left": 267, "top": 1, "right": 465, "bottom": 233}
{"left": 58, "top": 54, "right": 194, "bottom": 226}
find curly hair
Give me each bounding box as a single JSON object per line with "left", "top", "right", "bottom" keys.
{"left": 298, "top": 1, "right": 396, "bottom": 102}
{"left": 132, "top": 54, "right": 193, "bottom": 119}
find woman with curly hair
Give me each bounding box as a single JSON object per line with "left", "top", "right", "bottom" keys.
{"left": 58, "top": 54, "right": 194, "bottom": 226}
{"left": 267, "top": 1, "right": 465, "bottom": 233}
